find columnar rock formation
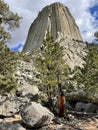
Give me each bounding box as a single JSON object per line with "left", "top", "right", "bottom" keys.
{"left": 23, "top": 2, "right": 87, "bottom": 68}
{"left": 23, "top": 2, "right": 83, "bottom": 52}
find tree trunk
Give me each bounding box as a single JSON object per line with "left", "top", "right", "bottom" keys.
{"left": 58, "top": 83, "right": 66, "bottom": 117}
{"left": 47, "top": 84, "right": 53, "bottom": 111}
{"left": 58, "top": 94, "right": 66, "bottom": 117}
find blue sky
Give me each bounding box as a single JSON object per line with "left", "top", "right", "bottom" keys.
{"left": 4, "top": 0, "right": 98, "bottom": 51}
{"left": 11, "top": 43, "right": 23, "bottom": 51}
{"left": 90, "top": 4, "right": 98, "bottom": 20}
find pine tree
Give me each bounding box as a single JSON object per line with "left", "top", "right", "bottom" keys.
{"left": 34, "top": 31, "right": 69, "bottom": 115}
{"left": 73, "top": 44, "right": 98, "bottom": 101}
{"left": 0, "top": 0, "right": 21, "bottom": 93}
{"left": 0, "top": 41, "right": 20, "bottom": 93}
{"left": 0, "top": 0, "right": 22, "bottom": 42}
{"left": 82, "top": 44, "right": 98, "bottom": 99}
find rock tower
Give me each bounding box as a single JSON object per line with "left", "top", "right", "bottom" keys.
{"left": 23, "top": 2, "right": 82, "bottom": 52}
{"left": 23, "top": 2, "right": 86, "bottom": 69}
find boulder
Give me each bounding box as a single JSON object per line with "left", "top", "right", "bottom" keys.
{"left": 0, "top": 122, "right": 25, "bottom": 130}
{"left": 16, "top": 84, "right": 39, "bottom": 102}
{"left": 75, "top": 102, "right": 98, "bottom": 113}
{"left": 0, "top": 94, "right": 29, "bottom": 117}
{"left": 20, "top": 102, "right": 54, "bottom": 128}
{"left": 84, "top": 103, "right": 98, "bottom": 113}
{"left": 0, "top": 100, "right": 18, "bottom": 117}
{"left": 75, "top": 102, "right": 86, "bottom": 112}
{"left": 0, "top": 84, "right": 39, "bottom": 117}
{"left": 17, "top": 84, "right": 39, "bottom": 97}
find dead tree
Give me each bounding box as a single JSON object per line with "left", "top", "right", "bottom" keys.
{"left": 58, "top": 83, "right": 66, "bottom": 117}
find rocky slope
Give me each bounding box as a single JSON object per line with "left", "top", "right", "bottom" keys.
{"left": 58, "top": 37, "right": 87, "bottom": 69}
{"left": 14, "top": 60, "right": 35, "bottom": 86}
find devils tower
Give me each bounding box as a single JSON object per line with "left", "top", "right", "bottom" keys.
{"left": 23, "top": 2, "right": 86, "bottom": 69}
{"left": 23, "top": 2, "right": 83, "bottom": 52}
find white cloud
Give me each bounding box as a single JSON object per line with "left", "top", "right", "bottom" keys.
{"left": 63, "top": 0, "right": 98, "bottom": 42}
{"left": 4, "top": 0, "right": 98, "bottom": 49}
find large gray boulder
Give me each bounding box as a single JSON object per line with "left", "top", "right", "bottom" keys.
{"left": 75, "top": 102, "right": 98, "bottom": 113}
{"left": 20, "top": 102, "right": 54, "bottom": 128}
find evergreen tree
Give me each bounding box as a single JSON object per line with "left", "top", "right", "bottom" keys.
{"left": 0, "top": 0, "right": 22, "bottom": 42}
{"left": 34, "top": 31, "right": 69, "bottom": 113}
{"left": 0, "top": 0, "right": 21, "bottom": 93}
{"left": 82, "top": 44, "right": 98, "bottom": 98}
{"left": 73, "top": 44, "right": 98, "bottom": 101}
{"left": 0, "top": 41, "right": 20, "bottom": 93}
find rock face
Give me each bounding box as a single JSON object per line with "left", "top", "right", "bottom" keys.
{"left": 59, "top": 37, "right": 87, "bottom": 69}
{"left": 23, "top": 2, "right": 83, "bottom": 53}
